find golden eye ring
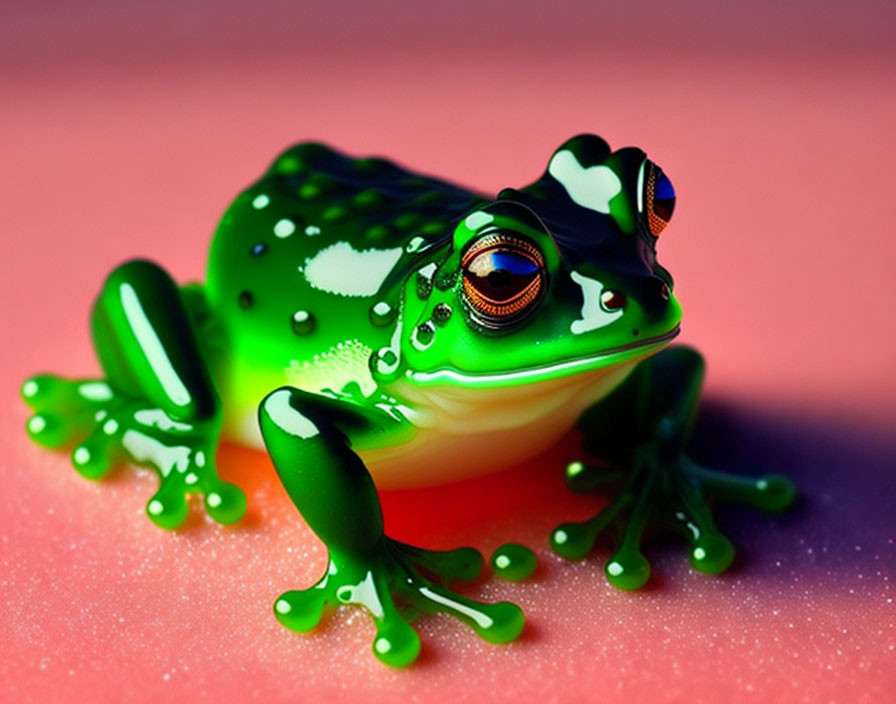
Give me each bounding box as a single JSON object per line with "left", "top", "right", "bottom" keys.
{"left": 460, "top": 233, "right": 546, "bottom": 330}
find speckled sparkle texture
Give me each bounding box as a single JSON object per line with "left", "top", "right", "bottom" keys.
{"left": 2, "top": 1, "right": 895, "bottom": 702}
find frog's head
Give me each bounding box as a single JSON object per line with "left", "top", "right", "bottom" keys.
{"left": 399, "top": 134, "right": 681, "bottom": 387}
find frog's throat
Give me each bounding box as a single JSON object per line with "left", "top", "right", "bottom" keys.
{"left": 405, "top": 325, "right": 680, "bottom": 387}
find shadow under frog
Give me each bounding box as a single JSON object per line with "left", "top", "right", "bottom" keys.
{"left": 21, "top": 134, "right": 796, "bottom": 666}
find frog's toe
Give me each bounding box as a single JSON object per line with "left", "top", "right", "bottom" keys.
{"left": 687, "top": 531, "right": 735, "bottom": 575}
{"left": 146, "top": 478, "right": 189, "bottom": 529}
{"left": 550, "top": 490, "right": 634, "bottom": 561}
{"left": 605, "top": 545, "right": 651, "bottom": 591}
{"left": 22, "top": 374, "right": 113, "bottom": 413}
{"left": 680, "top": 459, "right": 796, "bottom": 514}
{"left": 404, "top": 581, "right": 525, "bottom": 644}
{"left": 26, "top": 411, "right": 72, "bottom": 448}
{"left": 71, "top": 427, "right": 116, "bottom": 480}
{"left": 372, "top": 614, "right": 421, "bottom": 668}
{"left": 21, "top": 374, "right": 72, "bottom": 410}
{"left": 274, "top": 587, "right": 327, "bottom": 633}
{"left": 388, "top": 541, "right": 524, "bottom": 642}
{"left": 203, "top": 479, "right": 247, "bottom": 525}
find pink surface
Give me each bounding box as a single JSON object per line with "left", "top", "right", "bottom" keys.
{"left": 2, "top": 2, "right": 895, "bottom": 702}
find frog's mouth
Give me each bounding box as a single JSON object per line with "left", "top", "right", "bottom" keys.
{"left": 406, "top": 325, "right": 680, "bottom": 387}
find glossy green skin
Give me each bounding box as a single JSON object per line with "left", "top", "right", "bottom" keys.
{"left": 22, "top": 135, "right": 795, "bottom": 667}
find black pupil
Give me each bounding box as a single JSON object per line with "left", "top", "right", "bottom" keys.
{"left": 466, "top": 250, "right": 538, "bottom": 302}
{"left": 487, "top": 270, "right": 512, "bottom": 289}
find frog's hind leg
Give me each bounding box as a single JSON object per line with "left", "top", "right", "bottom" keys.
{"left": 259, "top": 387, "right": 524, "bottom": 667}
{"left": 550, "top": 346, "right": 796, "bottom": 589}
{"left": 22, "top": 259, "right": 246, "bottom": 528}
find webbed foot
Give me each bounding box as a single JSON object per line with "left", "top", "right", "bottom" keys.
{"left": 275, "top": 539, "right": 523, "bottom": 667}
{"left": 22, "top": 373, "right": 245, "bottom": 528}
{"left": 259, "top": 386, "right": 524, "bottom": 666}
{"left": 550, "top": 454, "right": 795, "bottom": 589}
{"left": 550, "top": 346, "right": 796, "bottom": 589}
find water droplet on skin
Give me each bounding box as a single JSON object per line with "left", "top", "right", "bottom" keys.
{"left": 369, "top": 301, "right": 396, "bottom": 327}
{"left": 291, "top": 310, "right": 315, "bottom": 335}
{"left": 432, "top": 302, "right": 452, "bottom": 326}
{"left": 412, "top": 322, "right": 435, "bottom": 350}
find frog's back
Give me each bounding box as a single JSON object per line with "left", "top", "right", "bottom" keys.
{"left": 204, "top": 143, "right": 481, "bottom": 425}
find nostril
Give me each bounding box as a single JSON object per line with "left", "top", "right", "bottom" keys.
{"left": 660, "top": 283, "right": 670, "bottom": 301}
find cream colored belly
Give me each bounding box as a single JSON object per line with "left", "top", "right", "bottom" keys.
{"left": 357, "top": 362, "right": 636, "bottom": 488}
{"left": 221, "top": 359, "right": 637, "bottom": 490}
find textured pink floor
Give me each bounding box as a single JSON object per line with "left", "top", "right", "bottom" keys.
{"left": 2, "top": 2, "right": 895, "bottom": 702}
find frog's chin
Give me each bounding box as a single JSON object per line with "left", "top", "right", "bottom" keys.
{"left": 405, "top": 325, "right": 680, "bottom": 388}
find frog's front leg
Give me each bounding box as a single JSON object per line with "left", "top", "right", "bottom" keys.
{"left": 550, "top": 346, "right": 796, "bottom": 589}
{"left": 259, "top": 387, "right": 524, "bottom": 667}
{"left": 21, "top": 260, "right": 246, "bottom": 528}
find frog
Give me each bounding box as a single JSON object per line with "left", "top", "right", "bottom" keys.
{"left": 21, "top": 134, "right": 795, "bottom": 667}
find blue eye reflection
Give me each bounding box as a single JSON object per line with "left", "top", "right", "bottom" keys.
{"left": 655, "top": 172, "right": 675, "bottom": 201}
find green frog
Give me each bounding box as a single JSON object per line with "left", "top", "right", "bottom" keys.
{"left": 21, "top": 134, "right": 795, "bottom": 666}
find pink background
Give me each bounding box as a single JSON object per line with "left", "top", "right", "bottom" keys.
{"left": 2, "top": 1, "right": 894, "bottom": 702}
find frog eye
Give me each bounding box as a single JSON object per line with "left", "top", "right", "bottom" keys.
{"left": 461, "top": 233, "right": 546, "bottom": 330}
{"left": 644, "top": 162, "right": 676, "bottom": 237}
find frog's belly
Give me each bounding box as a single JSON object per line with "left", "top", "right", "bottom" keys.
{"left": 357, "top": 362, "right": 637, "bottom": 488}
{"left": 221, "top": 359, "right": 636, "bottom": 490}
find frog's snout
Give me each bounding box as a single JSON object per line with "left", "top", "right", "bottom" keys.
{"left": 629, "top": 276, "right": 671, "bottom": 319}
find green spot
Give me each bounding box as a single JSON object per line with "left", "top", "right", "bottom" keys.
{"left": 275, "top": 155, "right": 302, "bottom": 174}
{"left": 353, "top": 190, "right": 384, "bottom": 207}
{"left": 252, "top": 194, "right": 270, "bottom": 209}
{"left": 395, "top": 213, "right": 422, "bottom": 230}
{"left": 148, "top": 500, "right": 164, "bottom": 516}
{"left": 366, "top": 224, "right": 394, "bottom": 240}
{"left": 413, "top": 191, "right": 444, "bottom": 204}
{"left": 299, "top": 183, "right": 321, "bottom": 199}
{"left": 422, "top": 221, "right": 447, "bottom": 235}
{"left": 322, "top": 206, "right": 349, "bottom": 222}
{"left": 207, "top": 493, "right": 222, "bottom": 508}
{"left": 491, "top": 543, "right": 537, "bottom": 581}
{"left": 275, "top": 599, "right": 292, "bottom": 614}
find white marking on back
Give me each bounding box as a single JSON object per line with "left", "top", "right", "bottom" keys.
{"left": 303, "top": 242, "right": 402, "bottom": 297}
{"left": 548, "top": 150, "right": 621, "bottom": 214}
{"left": 464, "top": 211, "right": 494, "bottom": 231}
